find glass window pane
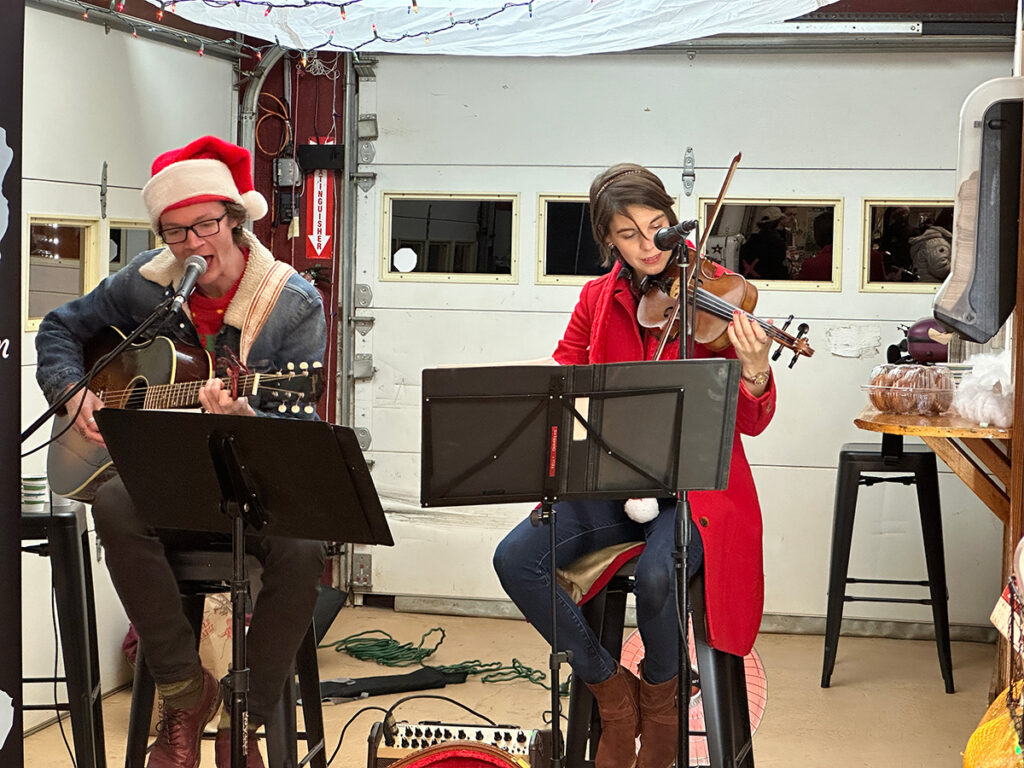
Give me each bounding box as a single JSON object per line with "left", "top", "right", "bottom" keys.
{"left": 543, "top": 200, "right": 604, "bottom": 277}
{"left": 109, "top": 226, "right": 155, "bottom": 273}
{"left": 865, "top": 203, "right": 953, "bottom": 285}
{"left": 28, "top": 222, "right": 85, "bottom": 319}
{"left": 389, "top": 198, "right": 513, "bottom": 275}
{"left": 705, "top": 202, "right": 838, "bottom": 283}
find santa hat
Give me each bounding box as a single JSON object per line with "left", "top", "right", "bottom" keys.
{"left": 141, "top": 135, "right": 268, "bottom": 228}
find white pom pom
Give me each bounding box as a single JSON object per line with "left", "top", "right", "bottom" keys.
{"left": 241, "top": 190, "right": 269, "bottom": 222}
{"left": 624, "top": 497, "right": 659, "bottom": 523}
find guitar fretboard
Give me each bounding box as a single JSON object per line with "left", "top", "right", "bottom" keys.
{"left": 99, "top": 373, "right": 270, "bottom": 410}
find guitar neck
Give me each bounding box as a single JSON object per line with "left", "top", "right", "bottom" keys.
{"left": 99, "top": 374, "right": 260, "bottom": 410}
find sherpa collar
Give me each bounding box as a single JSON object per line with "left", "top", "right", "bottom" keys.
{"left": 137, "top": 229, "right": 281, "bottom": 330}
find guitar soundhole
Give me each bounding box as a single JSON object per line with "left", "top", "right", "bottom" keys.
{"left": 120, "top": 377, "right": 149, "bottom": 410}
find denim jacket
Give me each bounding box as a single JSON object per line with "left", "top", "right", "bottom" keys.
{"left": 35, "top": 229, "right": 327, "bottom": 419}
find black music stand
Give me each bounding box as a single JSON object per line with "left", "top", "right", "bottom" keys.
{"left": 94, "top": 409, "right": 393, "bottom": 768}
{"left": 421, "top": 358, "right": 740, "bottom": 767}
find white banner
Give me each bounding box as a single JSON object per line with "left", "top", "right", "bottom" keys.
{"left": 145, "top": 0, "right": 836, "bottom": 57}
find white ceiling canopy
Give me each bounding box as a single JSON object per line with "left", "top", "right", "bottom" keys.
{"left": 145, "top": 0, "right": 837, "bottom": 57}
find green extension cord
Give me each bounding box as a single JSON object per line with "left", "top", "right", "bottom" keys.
{"left": 320, "top": 627, "right": 565, "bottom": 692}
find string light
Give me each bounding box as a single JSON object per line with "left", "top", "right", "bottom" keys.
{"left": 74, "top": 0, "right": 539, "bottom": 61}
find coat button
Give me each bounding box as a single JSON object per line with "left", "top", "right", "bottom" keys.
{"left": 699, "top": 516, "right": 709, "bottom": 527}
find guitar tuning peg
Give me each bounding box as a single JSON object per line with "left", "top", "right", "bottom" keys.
{"left": 312, "top": 361, "right": 323, "bottom": 368}
{"left": 291, "top": 405, "right": 300, "bottom": 413}
{"left": 278, "top": 404, "right": 287, "bottom": 413}
{"left": 304, "top": 405, "right": 314, "bottom": 414}
{"left": 299, "top": 361, "right": 309, "bottom": 370}
{"left": 287, "top": 362, "right": 295, "bottom": 371}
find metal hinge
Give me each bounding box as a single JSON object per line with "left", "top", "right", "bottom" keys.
{"left": 353, "top": 427, "right": 372, "bottom": 450}
{"left": 355, "top": 284, "right": 373, "bottom": 308}
{"left": 354, "top": 353, "right": 374, "bottom": 380}
{"left": 352, "top": 315, "right": 375, "bottom": 336}
{"left": 353, "top": 171, "right": 376, "bottom": 192}
{"left": 682, "top": 147, "right": 695, "bottom": 197}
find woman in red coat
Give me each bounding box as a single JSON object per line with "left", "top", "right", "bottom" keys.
{"left": 493, "top": 163, "right": 776, "bottom": 768}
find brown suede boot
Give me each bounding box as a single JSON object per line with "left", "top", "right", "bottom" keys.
{"left": 585, "top": 665, "right": 640, "bottom": 768}
{"left": 637, "top": 672, "right": 679, "bottom": 768}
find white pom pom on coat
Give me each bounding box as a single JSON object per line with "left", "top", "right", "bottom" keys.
{"left": 624, "top": 497, "right": 660, "bottom": 523}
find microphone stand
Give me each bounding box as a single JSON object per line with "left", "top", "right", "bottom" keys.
{"left": 673, "top": 228, "right": 700, "bottom": 768}
{"left": 21, "top": 293, "right": 180, "bottom": 446}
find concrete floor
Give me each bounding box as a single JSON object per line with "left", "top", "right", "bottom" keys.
{"left": 23, "top": 605, "right": 996, "bottom": 767}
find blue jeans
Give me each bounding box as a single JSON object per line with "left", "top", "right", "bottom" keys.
{"left": 493, "top": 498, "right": 703, "bottom": 686}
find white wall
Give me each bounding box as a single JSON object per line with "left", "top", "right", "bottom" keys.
{"left": 19, "top": 6, "right": 235, "bottom": 731}
{"left": 353, "top": 46, "right": 1010, "bottom": 630}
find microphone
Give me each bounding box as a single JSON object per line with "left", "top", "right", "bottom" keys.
{"left": 653, "top": 219, "right": 698, "bottom": 251}
{"left": 170, "top": 255, "right": 208, "bottom": 312}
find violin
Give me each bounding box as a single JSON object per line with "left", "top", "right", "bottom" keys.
{"left": 635, "top": 151, "right": 814, "bottom": 366}
{"left": 636, "top": 256, "right": 815, "bottom": 364}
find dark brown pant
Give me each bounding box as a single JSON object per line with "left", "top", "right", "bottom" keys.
{"left": 92, "top": 475, "right": 325, "bottom": 720}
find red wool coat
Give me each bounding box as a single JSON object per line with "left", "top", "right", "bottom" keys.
{"left": 552, "top": 261, "right": 776, "bottom": 656}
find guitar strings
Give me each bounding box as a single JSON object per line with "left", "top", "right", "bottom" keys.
{"left": 97, "top": 372, "right": 307, "bottom": 408}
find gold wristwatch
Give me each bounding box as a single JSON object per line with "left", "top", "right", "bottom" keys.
{"left": 742, "top": 369, "right": 771, "bottom": 387}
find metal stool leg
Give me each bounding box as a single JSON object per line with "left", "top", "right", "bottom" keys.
{"left": 48, "top": 516, "right": 106, "bottom": 768}
{"left": 821, "top": 455, "right": 862, "bottom": 688}
{"left": 296, "top": 624, "right": 327, "bottom": 768}
{"left": 565, "top": 587, "right": 610, "bottom": 767}
{"left": 693, "top": 577, "right": 754, "bottom": 768}
{"left": 266, "top": 667, "right": 300, "bottom": 768}
{"left": 913, "top": 454, "right": 955, "bottom": 693}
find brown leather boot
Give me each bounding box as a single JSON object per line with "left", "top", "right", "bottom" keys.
{"left": 637, "top": 672, "right": 679, "bottom": 768}
{"left": 585, "top": 665, "right": 640, "bottom": 768}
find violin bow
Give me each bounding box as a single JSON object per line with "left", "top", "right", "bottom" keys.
{"left": 654, "top": 152, "right": 742, "bottom": 361}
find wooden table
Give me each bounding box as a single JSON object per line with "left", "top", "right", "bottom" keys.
{"left": 854, "top": 405, "right": 1013, "bottom": 695}
{"left": 854, "top": 406, "right": 1012, "bottom": 525}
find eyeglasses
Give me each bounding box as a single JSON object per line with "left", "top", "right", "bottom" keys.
{"left": 159, "top": 212, "right": 229, "bottom": 245}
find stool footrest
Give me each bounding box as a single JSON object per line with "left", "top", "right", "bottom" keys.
{"left": 844, "top": 595, "right": 932, "bottom": 605}
{"left": 846, "top": 577, "right": 930, "bottom": 587}
{"left": 859, "top": 475, "right": 916, "bottom": 486}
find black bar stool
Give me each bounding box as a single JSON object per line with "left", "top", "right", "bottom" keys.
{"left": 563, "top": 545, "right": 754, "bottom": 768}
{"left": 123, "top": 549, "right": 327, "bottom": 768}
{"left": 821, "top": 436, "right": 954, "bottom": 693}
{"left": 21, "top": 501, "right": 107, "bottom": 768}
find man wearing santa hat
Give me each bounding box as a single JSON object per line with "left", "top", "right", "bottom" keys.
{"left": 35, "top": 136, "right": 328, "bottom": 767}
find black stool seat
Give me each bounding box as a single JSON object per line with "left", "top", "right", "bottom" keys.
{"left": 21, "top": 502, "right": 107, "bottom": 768}
{"left": 564, "top": 548, "right": 754, "bottom": 767}
{"left": 821, "top": 439, "right": 954, "bottom": 693}
{"left": 124, "top": 549, "right": 327, "bottom": 768}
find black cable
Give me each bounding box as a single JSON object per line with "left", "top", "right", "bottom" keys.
{"left": 383, "top": 694, "right": 498, "bottom": 729}
{"left": 20, "top": 378, "right": 92, "bottom": 459}
{"left": 325, "top": 705, "right": 388, "bottom": 767}
{"left": 49, "top": 587, "right": 77, "bottom": 768}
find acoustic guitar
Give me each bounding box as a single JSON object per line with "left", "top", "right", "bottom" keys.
{"left": 46, "top": 326, "right": 324, "bottom": 502}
